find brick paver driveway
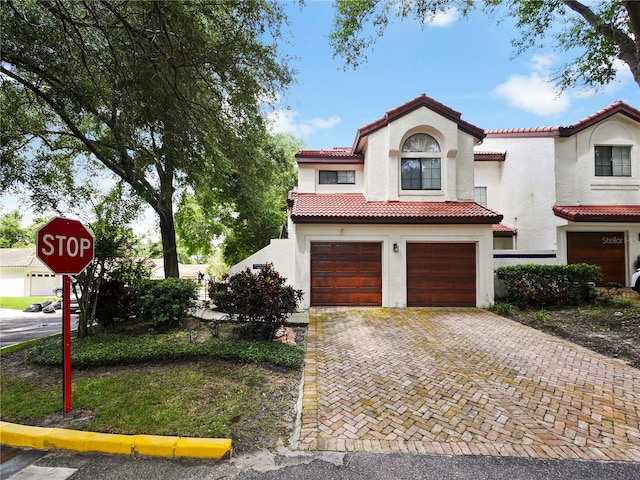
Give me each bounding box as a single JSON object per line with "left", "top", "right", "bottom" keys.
{"left": 296, "top": 308, "right": 640, "bottom": 462}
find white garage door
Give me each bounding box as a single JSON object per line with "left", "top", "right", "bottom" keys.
{"left": 30, "top": 272, "right": 57, "bottom": 296}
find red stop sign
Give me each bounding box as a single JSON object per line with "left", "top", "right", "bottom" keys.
{"left": 37, "top": 217, "right": 95, "bottom": 275}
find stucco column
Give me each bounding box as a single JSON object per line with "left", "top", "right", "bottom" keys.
{"left": 446, "top": 148, "right": 457, "bottom": 201}
{"left": 388, "top": 149, "right": 400, "bottom": 201}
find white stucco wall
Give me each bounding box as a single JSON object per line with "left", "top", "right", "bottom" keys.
{"left": 362, "top": 107, "right": 474, "bottom": 202}
{"left": 0, "top": 267, "right": 60, "bottom": 297}
{"left": 297, "top": 164, "right": 364, "bottom": 194}
{"left": 557, "top": 116, "right": 640, "bottom": 206}
{"left": 479, "top": 136, "right": 559, "bottom": 250}
{"left": 227, "top": 238, "right": 296, "bottom": 286}
{"left": 292, "top": 223, "right": 495, "bottom": 310}
{"left": 0, "top": 267, "right": 29, "bottom": 297}
{"left": 227, "top": 239, "right": 296, "bottom": 287}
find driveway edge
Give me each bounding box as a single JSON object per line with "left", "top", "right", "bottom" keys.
{"left": 0, "top": 421, "right": 232, "bottom": 459}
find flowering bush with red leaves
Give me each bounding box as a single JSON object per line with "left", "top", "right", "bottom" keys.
{"left": 211, "top": 263, "right": 303, "bottom": 339}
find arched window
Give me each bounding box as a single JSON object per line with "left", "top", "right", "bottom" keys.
{"left": 401, "top": 133, "right": 442, "bottom": 190}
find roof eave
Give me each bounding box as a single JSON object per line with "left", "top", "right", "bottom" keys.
{"left": 353, "top": 94, "right": 485, "bottom": 154}
{"left": 291, "top": 215, "right": 503, "bottom": 225}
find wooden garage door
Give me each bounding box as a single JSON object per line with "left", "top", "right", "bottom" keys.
{"left": 311, "top": 242, "right": 382, "bottom": 306}
{"left": 567, "top": 232, "right": 625, "bottom": 285}
{"left": 407, "top": 243, "right": 476, "bottom": 307}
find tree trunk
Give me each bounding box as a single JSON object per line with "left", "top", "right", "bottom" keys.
{"left": 158, "top": 202, "right": 180, "bottom": 278}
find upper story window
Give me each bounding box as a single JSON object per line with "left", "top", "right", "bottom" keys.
{"left": 475, "top": 186, "right": 487, "bottom": 207}
{"left": 319, "top": 170, "right": 355, "bottom": 184}
{"left": 595, "top": 146, "right": 631, "bottom": 177}
{"left": 401, "top": 133, "right": 442, "bottom": 190}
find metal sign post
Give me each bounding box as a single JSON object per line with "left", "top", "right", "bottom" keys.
{"left": 63, "top": 275, "right": 72, "bottom": 414}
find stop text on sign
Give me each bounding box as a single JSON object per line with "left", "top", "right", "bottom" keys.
{"left": 40, "top": 234, "right": 93, "bottom": 258}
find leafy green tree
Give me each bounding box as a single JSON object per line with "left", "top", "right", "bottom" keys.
{"left": 0, "top": 211, "right": 53, "bottom": 247}
{"left": 175, "top": 132, "right": 301, "bottom": 266}
{"left": 1, "top": 0, "right": 294, "bottom": 278}
{"left": 330, "top": 0, "right": 640, "bottom": 91}
{"left": 0, "top": 210, "right": 30, "bottom": 247}
{"left": 221, "top": 133, "right": 302, "bottom": 265}
{"left": 74, "top": 184, "right": 150, "bottom": 338}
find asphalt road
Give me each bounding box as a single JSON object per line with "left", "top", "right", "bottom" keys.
{"left": 0, "top": 308, "right": 78, "bottom": 348}
{"left": 1, "top": 447, "right": 639, "bottom": 480}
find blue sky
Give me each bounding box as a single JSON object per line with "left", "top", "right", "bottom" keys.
{"left": 268, "top": 1, "right": 639, "bottom": 150}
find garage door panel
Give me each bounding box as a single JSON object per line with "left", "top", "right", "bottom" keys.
{"left": 311, "top": 242, "right": 382, "bottom": 307}
{"left": 407, "top": 243, "right": 476, "bottom": 307}
{"left": 567, "top": 232, "right": 625, "bottom": 285}
{"left": 311, "top": 243, "right": 335, "bottom": 255}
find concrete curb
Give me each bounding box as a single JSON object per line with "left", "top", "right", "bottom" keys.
{"left": 0, "top": 421, "right": 232, "bottom": 459}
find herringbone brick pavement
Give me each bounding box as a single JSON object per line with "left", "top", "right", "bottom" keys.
{"left": 295, "top": 308, "right": 640, "bottom": 461}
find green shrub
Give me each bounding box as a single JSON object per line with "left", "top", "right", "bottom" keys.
{"left": 26, "top": 332, "right": 303, "bottom": 369}
{"left": 495, "top": 263, "right": 601, "bottom": 308}
{"left": 132, "top": 278, "right": 197, "bottom": 331}
{"left": 212, "top": 263, "right": 304, "bottom": 340}
{"left": 94, "top": 279, "right": 136, "bottom": 329}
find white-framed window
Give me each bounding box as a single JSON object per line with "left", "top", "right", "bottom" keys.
{"left": 595, "top": 146, "right": 631, "bottom": 177}
{"left": 475, "top": 186, "right": 487, "bottom": 207}
{"left": 319, "top": 170, "right": 356, "bottom": 184}
{"left": 401, "top": 133, "right": 442, "bottom": 190}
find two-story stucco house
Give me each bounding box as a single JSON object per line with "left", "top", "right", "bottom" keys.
{"left": 232, "top": 94, "right": 504, "bottom": 309}
{"left": 229, "top": 94, "right": 640, "bottom": 310}
{"left": 476, "top": 100, "right": 640, "bottom": 286}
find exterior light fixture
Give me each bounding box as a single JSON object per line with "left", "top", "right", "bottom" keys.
{"left": 393, "top": 243, "right": 399, "bottom": 253}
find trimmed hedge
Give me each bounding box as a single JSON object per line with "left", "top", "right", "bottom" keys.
{"left": 495, "top": 263, "right": 601, "bottom": 308}
{"left": 132, "top": 278, "right": 198, "bottom": 331}
{"left": 26, "top": 332, "right": 304, "bottom": 369}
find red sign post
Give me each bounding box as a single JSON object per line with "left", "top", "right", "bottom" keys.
{"left": 37, "top": 217, "right": 94, "bottom": 414}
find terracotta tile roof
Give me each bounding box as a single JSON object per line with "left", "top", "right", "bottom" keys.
{"left": 553, "top": 205, "right": 640, "bottom": 222}
{"left": 486, "top": 101, "right": 640, "bottom": 138}
{"left": 493, "top": 223, "right": 517, "bottom": 236}
{"left": 353, "top": 94, "right": 485, "bottom": 153}
{"left": 295, "top": 147, "right": 364, "bottom": 164}
{"left": 288, "top": 192, "right": 503, "bottom": 224}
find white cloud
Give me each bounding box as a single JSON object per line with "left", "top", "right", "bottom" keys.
{"left": 530, "top": 53, "right": 555, "bottom": 73}
{"left": 267, "top": 108, "right": 341, "bottom": 139}
{"left": 493, "top": 54, "right": 570, "bottom": 116}
{"left": 427, "top": 7, "right": 459, "bottom": 27}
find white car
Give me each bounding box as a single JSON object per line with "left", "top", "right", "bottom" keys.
{"left": 632, "top": 269, "right": 640, "bottom": 293}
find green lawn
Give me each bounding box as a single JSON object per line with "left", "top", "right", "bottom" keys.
{"left": 0, "top": 297, "right": 56, "bottom": 310}
{"left": 0, "top": 323, "right": 304, "bottom": 450}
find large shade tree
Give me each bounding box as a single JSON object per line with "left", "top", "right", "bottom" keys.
{"left": 1, "top": 0, "right": 294, "bottom": 277}
{"left": 330, "top": 0, "right": 640, "bottom": 91}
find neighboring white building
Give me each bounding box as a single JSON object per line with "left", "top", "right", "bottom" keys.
{"left": 477, "top": 101, "right": 640, "bottom": 285}
{"left": 230, "top": 95, "right": 640, "bottom": 309}
{"left": 0, "top": 248, "right": 61, "bottom": 297}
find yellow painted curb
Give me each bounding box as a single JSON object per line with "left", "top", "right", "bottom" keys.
{"left": 84, "top": 432, "right": 132, "bottom": 455}
{"left": 0, "top": 422, "right": 54, "bottom": 450}
{"left": 45, "top": 428, "right": 96, "bottom": 451}
{"left": 0, "top": 422, "right": 232, "bottom": 459}
{"left": 132, "top": 434, "right": 179, "bottom": 457}
{"left": 174, "top": 437, "right": 233, "bottom": 459}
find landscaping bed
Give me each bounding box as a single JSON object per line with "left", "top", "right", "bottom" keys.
{"left": 0, "top": 318, "right": 306, "bottom": 454}
{"left": 504, "top": 291, "right": 640, "bottom": 369}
